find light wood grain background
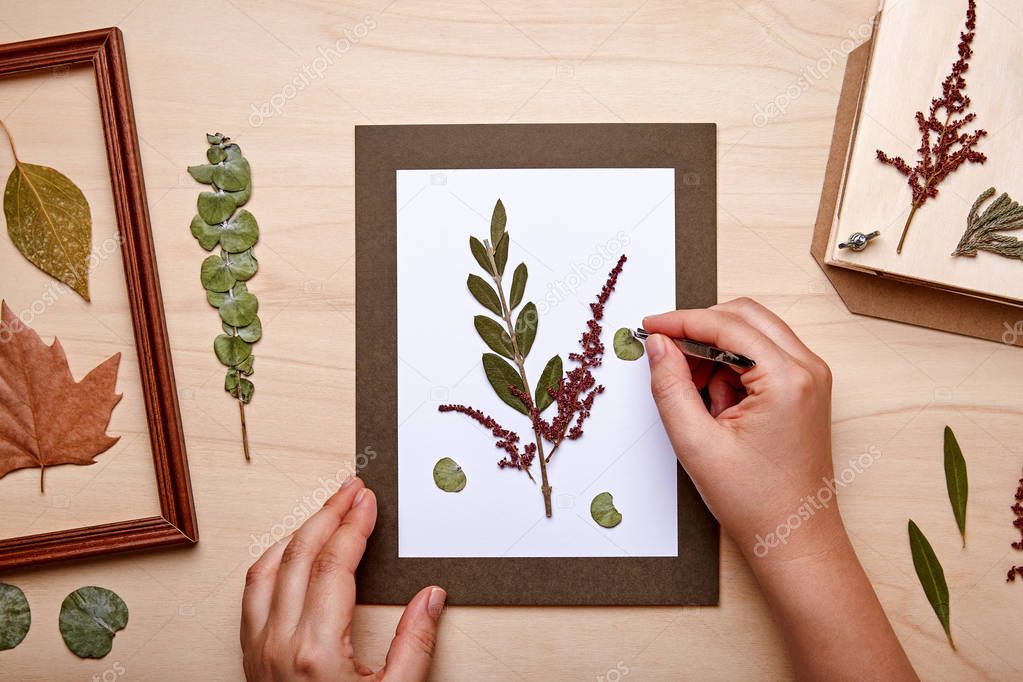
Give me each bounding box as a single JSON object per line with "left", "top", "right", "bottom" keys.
{"left": 2, "top": 1, "right": 1022, "bottom": 679}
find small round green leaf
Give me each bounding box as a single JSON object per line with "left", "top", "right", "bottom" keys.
{"left": 58, "top": 586, "right": 128, "bottom": 659}
{"left": 220, "top": 209, "right": 259, "bottom": 253}
{"left": 235, "top": 354, "right": 255, "bottom": 375}
{"left": 238, "top": 378, "right": 255, "bottom": 403}
{"left": 214, "top": 159, "right": 251, "bottom": 192}
{"left": 206, "top": 133, "right": 225, "bottom": 145}
{"left": 214, "top": 334, "right": 252, "bottom": 367}
{"left": 187, "top": 164, "right": 215, "bottom": 184}
{"left": 0, "top": 583, "right": 30, "bottom": 651}
{"left": 197, "top": 190, "right": 237, "bottom": 224}
{"left": 207, "top": 282, "right": 247, "bottom": 308}
{"left": 227, "top": 182, "right": 252, "bottom": 208}
{"left": 206, "top": 146, "right": 227, "bottom": 164}
{"left": 190, "top": 215, "right": 221, "bottom": 251}
{"left": 219, "top": 292, "right": 259, "bottom": 327}
{"left": 226, "top": 249, "right": 258, "bottom": 281}
{"left": 200, "top": 255, "right": 236, "bottom": 292}
{"left": 433, "top": 457, "right": 466, "bottom": 493}
{"left": 225, "top": 316, "right": 262, "bottom": 343}
{"left": 590, "top": 492, "right": 622, "bottom": 528}
{"left": 613, "top": 328, "right": 645, "bottom": 361}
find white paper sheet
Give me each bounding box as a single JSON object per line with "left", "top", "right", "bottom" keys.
{"left": 396, "top": 168, "right": 679, "bottom": 557}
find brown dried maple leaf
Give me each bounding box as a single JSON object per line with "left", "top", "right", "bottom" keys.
{"left": 0, "top": 301, "right": 122, "bottom": 492}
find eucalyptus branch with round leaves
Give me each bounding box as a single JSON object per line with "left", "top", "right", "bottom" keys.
{"left": 188, "top": 133, "right": 260, "bottom": 460}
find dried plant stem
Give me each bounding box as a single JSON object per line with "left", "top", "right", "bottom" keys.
{"left": 0, "top": 119, "right": 19, "bottom": 162}
{"left": 485, "top": 239, "right": 553, "bottom": 517}
{"left": 237, "top": 400, "right": 251, "bottom": 461}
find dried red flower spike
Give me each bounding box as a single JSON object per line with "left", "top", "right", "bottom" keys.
{"left": 1009, "top": 468, "right": 1023, "bottom": 582}
{"left": 876, "top": 0, "right": 987, "bottom": 254}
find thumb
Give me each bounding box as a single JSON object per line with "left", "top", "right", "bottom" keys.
{"left": 382, "top": 586, "right": 445, "bottom": 681}
{"left": 646, "top": 334, "right": 718, "bottom": 463}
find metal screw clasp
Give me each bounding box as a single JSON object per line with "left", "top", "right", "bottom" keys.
{"left": 839, "top": 230, "right": 880, "bottom": 252}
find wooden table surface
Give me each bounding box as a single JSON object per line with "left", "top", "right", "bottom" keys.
{"left": 3, "top": 1, "right": 1023, "bottom": 679}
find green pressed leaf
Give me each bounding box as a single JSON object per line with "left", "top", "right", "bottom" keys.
{"left": 4, "top": 161, "right": 92, "bottom": 301}
{"left": 482, "top": 353, "right": 528, "bottom": 414}
{"left": 908, "top": 520, "right": 954, "bottom": 650}
{"left": 225, "top": 317, "right": 263, "bottom": 343}
{"left": 219, "top": 291, "right": 259, "bottom": 327}
{"left": 514, "top": 302, "right": 537, "bottom": 358}
{"left": 200, "top": 255, "right": 236, "bottom": 292}
{"left": 187, "top": 164, "right": 215, "bottom": 184}
{"left": 220, "top": 209, "right": 259, "bottom": 253}
{"left": 214, "top": 159, "right": 250, "bottom": 192}
{"left": 494, "top": 233, "right": 509, "bottom": 275}
{"left": 227, "top": 182, "right": 252, "bottom": 208}
{"left": 207, "top": 282, "right": 247, "bottom": 308}
{"left": 613, "top": 327, "right": 645, "bottom": 361}
{"left": 534, "top": 355, "right": 563, "bottom": 413}
{"left": 207, "top": 133, "right": 224, "bottom": 145}
{"left": 474, "top": 315, "right": 514, "bottom": 359}
{"left": 214, "top": 334, "right": 251, "bottom": 367}
{"left": 197, "top": 190, "right": 236, "bottom": 224}
{"left": 225, "top": 249, "right": 258, "bottom": 281}
{"left": 223, "top": 143, "right": 243, "bottom": 162}
{"left": 238, "top": 377, "right": 254, "bottom": 403}
{"left": 225, "top": 370, "right": 239, "bottom": 394}
{"left": 0, "top": 583, "right": 30, "bottom": 651}
{"left": 469, "top": 236, "right": 494, "bottom": 275}
{"left": 206, "top": 146, "right": 227, "bottom": 164}
{"left": 490, "top": 198, "right": 506, "bottom": 247}
{"left": 433, "top": 457, "right": 466, "bottom": 493}
{"left": 467, "top": 274, "right": 502, "bottom": 316}
{"left": 509, "top": 263, "right": 527, "bottom": 309}
{"left": 943, "top": 426, "right": 968, "bottom": 548}
{"left": 235, "top": 354, "right": 254, "bottom": 375}
{"left": 190, "top": 215, "right": 220, "bottom": 250}
{"left": 590, "top": 492, "right": 622, "bottom": 528}
{"left": 58, "top": 586, "right": 128, "bottom": 659}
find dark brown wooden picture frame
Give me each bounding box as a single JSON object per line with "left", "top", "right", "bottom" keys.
{"left": 0, "top": 27, "right": 197, "bottom": 570}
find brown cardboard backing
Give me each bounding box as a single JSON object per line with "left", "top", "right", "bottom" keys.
{"left": 812, "top": 38, "right": 1023, "bottom": 347}
{"left": 355, "top": 124, "right": 719, "bottom": 605}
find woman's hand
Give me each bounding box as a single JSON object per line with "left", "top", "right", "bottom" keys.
{"left": 643, "top": 297, "right": 840, "bottom": 562}
{"left": 241, "top": 478, "right": 446, "bottom": 681}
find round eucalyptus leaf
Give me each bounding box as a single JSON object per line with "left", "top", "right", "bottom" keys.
{"left": 237, "top": 317, "right": 262, "bottom": 343}
{"left": 214, "top": 334, "right": 252, "bottom": 367}
{"left": 223, "top": 143, "right": 243, "bottom": 162}
{"left": 197, "top": 190, "right": 237, "bottom": 224}
{"left": 613, "top": 328, "right": 645, "bottom": 361}
{"left": 227, "top": 182, "right": 251, "bottom": 208}
{"left": 200, "top": 255, "right": 236, "bottom": 292}
{"left": 207, "top": 133, "right": 224, "bottom": 145}
{"left": 225, "top": 370, "right": 239, "bottom": 393}
{"left": 187, "top": 164, "right": 215, "bottom": 184}
{"left": 208, "top": 282, "right": 248, "bottom": 307}
{"left": 226, "top": 249, "right": 258, "bottom": 281}
{"left": 58, "top": 586, "right": 128, "bottom": 659}
{"left": 238, "top": 378, "right": 255, "bottom": 403}
{"left": 433, "top": 457, "right": 466, "bottom": 493}
{"left": 235, "top": 354, "right": 254, "bottom": 375}
{"left": 220, "top": 209, "right": 259, "bottom": 253}
{"left": 214, "top": 159, "right": 250, "bottom": 192}
{"left": 206, "top": 146, "right": 227, "bottom": 164}
{"left": 590, "top": 492, "right": 622, "bottom": 528}
{"left": 190, "top": 215, "right": 220, "bottom": 251}
{"left": 219, "top": 292, "right": 259, "bottom": 327}
{"left": 0, "top": 583, "right": 30, "bottom": 651}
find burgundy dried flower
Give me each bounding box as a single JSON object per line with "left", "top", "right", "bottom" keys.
{"left": 876, "top": 0, "right": 987, "bottom": 254}
{"left": 1008, "top": 468, "right": 1023, "bottom": 582}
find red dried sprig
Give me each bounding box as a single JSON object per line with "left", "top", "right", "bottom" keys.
{"left": 1007, "top": 468, "right": 1023, "bottom": 582}
{"left": 437, "top": 404, "right": 536, "bottom": 478}
{"left": 876, "top": 0, "right": 987, "bottom": 254}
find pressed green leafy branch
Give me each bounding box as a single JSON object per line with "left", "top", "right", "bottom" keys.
{"left": 1, "top": 119, "right": 92, "bottom": 300}
{"left": 438, "top": 198, "right": 627, "bottom": 518}
{"left": 188, "top": 133, "right": 259, "bottom": 460}
{"left": 952, "top": 187, "right": 1023, "bottom": 261}
{"left": 908, "top": 520, "right": 955, "bottom": 650}
{"left": 943, "top": 426, "right": 968, "bottom": 548}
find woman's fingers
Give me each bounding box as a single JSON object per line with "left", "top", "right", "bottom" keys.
{"left": 268, "top": 477, "right": 364, "bottom": 631}
{"left": 643, "top": 308, "right": 794, "bottom": 373}
{"left": 707, "top": 365, "right": 744, "bottom": 417}
{"left": 241, "top": 536, "right": 288, "bottom": 642}
{"left": 381, "top": 586, "right": 446, "bottom": 681}
{"left": 712, "top": 298, "right": 817, "bottom": 364}
{"left": 298, "top": 487, "right": 378, "bottom": 640}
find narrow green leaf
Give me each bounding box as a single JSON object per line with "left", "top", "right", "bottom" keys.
{"left": 433, "top": 457, "right": 467, "bottom": 493}
{"left": 474, "top": 315, "right": 514, "bottom": 359}
{"left": 514, "top": 302, "right": 537, "bottom": 358}
{"left": 509, "top": 263, "right": 527, "bottom": 309}
{"left": 590, "top": 492, "right": 622, "bottom": 528}
{"left": 197, "top": 190, "right": 236, "bottom": 224}
{"left": 58, "top": 586, "right": 128, "bottom": 659}
{"left": 469, "top": 236, "right": 494, "bottom": 275}
{"left": 613, "top": 327, "right": 645, "bottom": 361}
{"left": 908, "top": 520, "right": 955, "bottom": 650}
{"left": 0, "top": 583, "right": 30, "bottom": 651}
{"left": 214, "top": 334, "right": 251, "bottom": 367}
{"left": 943, "top": 426, "right": 968, "bottom": 548}
{"left": 467, "top": 274, "right": 502, "bottom": 316}
{"left": 490, "top": 198, "right": 506, "bottom": 247}
{"left": 494, "top": 232, "right": 509, "bottom": 275}
{"left": 534, "top": 355, "right": 563, "bottom": 413}
{"left": 482, "top": 353, "right": 528, "bottom": 414}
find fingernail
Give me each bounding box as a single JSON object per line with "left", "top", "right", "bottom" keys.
{"left": 340, "top": 475, "right": 359, "bottom": 489}
{"left": 354, "top": 488, "right": 368, "bottom": 506}
{"left": 427, "top": 587, "right": 447, "bottom": 620}
{"left": 647, "top": 334, "right": 666, "bottom": 361}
